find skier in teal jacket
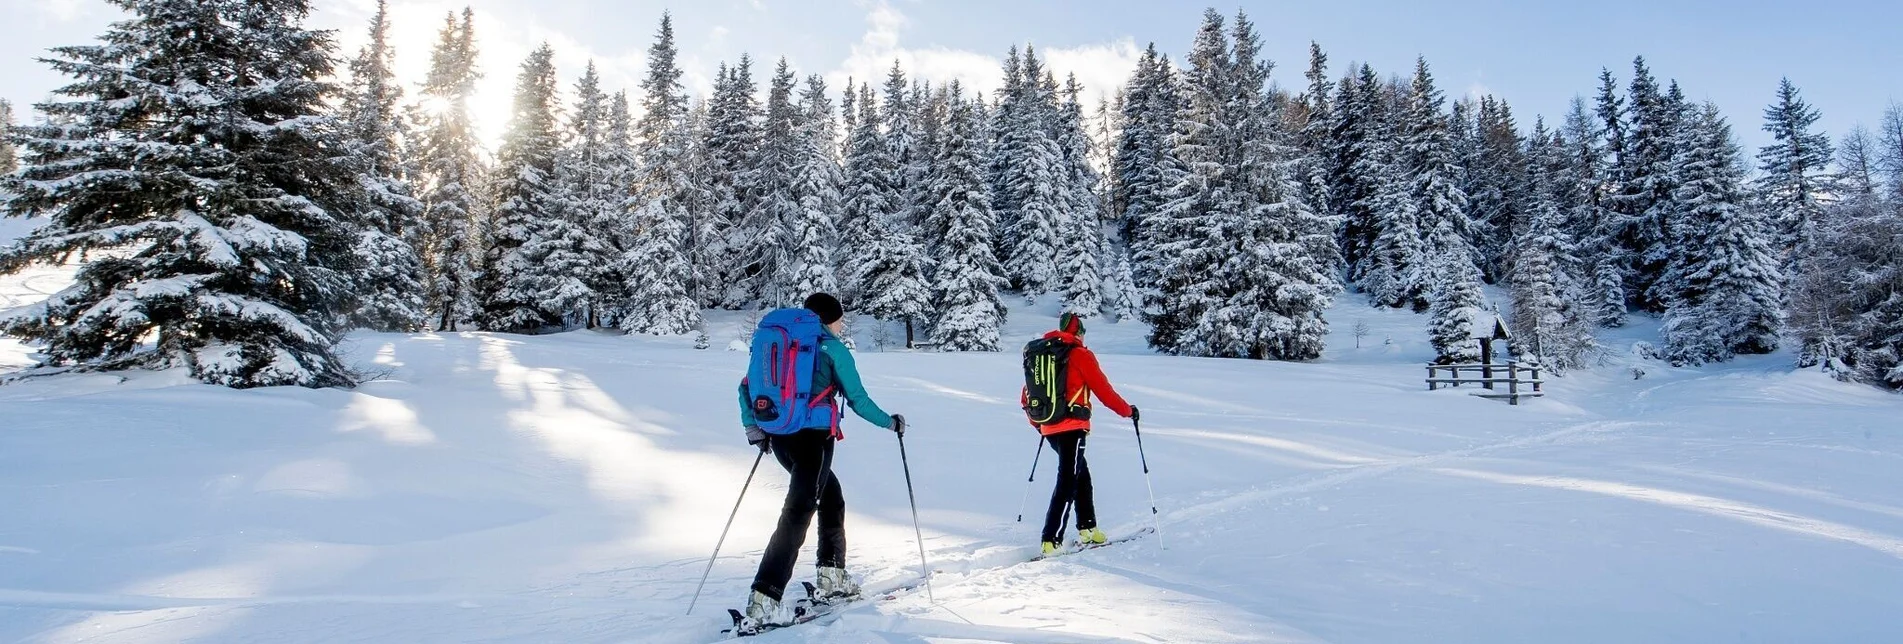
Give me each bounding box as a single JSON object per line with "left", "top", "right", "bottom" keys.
{"left": 734, "top": 292, "right": 905, "bottom": 631}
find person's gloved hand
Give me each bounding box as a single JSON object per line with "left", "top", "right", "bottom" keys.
{"left": 889, "top": 414, "right": 906, "bottom": 436}
{"left": 1129, "top": 406, "right": 1141, "bottom": 422}
{"left": 746, "top": 426, "right": 769, "bottom": 453}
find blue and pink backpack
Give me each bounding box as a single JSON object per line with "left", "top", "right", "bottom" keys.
{"left": 743, "top": 309, "right": 841, "bottom": 437}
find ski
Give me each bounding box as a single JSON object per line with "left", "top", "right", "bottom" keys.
{"left": 1031, "top": 526, "right": 1156, "bottom": 561}
{"left": 721, "top": 579, "right": 929, "bottom": 637}
{"left": 719, "top": 527, "right": 1152, "bottom": 636}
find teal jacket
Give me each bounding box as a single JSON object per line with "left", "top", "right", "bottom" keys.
{"left": 739, "top": 328, "right": 893, "bottom": 432}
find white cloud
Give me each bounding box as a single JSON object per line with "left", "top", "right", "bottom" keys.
{"left": 824, "top": 0, "right": 1138, "bottom": 107}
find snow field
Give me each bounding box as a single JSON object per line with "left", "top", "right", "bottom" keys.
{"left": 1, "top": 261, "right": 1901, "bottom": 642}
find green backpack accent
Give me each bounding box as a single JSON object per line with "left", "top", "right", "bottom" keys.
{"left": 1022, "top": 337, "right": 1076, "bottom": 425}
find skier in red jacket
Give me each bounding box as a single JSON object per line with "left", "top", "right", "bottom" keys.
{"left": 1020, "top": 312, "right": 1138, "bottom": 555}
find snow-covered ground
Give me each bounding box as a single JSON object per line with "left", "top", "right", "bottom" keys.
{"left": 1, "top": 231, "right": 1900, "bottom": 643}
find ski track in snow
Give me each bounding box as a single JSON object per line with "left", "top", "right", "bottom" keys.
{"left": 2, "top": 260, "right": 1902, "bottom": 642}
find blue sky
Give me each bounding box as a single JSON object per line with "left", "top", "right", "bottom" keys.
{"left": 3, "top": 0, "right": 1898, "bottom": 154}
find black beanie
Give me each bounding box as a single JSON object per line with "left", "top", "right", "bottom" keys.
{"left": 803, "top": 292, "right": 844, "bottom": 325}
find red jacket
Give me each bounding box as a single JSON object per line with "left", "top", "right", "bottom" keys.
{"left": 1021, "top": 331, "right": 1133, "bottom": 435}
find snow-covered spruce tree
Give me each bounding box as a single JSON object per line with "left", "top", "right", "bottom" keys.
{"left": 1056, "top": 75, "right": 1106, "bottom": 317}
{"left": 590, "top": 90, "right": 638, "bottom": 327}
{"left": 412, "top": 9, "right": 484, "bottom": 330}
{"left": 926, "top": 86, "right": 1007, "bottom": 351}
{"left": 857, "top": 216, "right": 932, "bottom": 347}
{"left": 780, "top": 74, "right": 843, "bottom": 304}
{"left": 555, "top": 62, "right": 622, "bottom": 327}
{"left": 619, "top": 14, "right": 702, "bottom": 335}
{"left": 740, "top": 59, "right": 803, "bottom": 306}
{"left": 1755, "top": 78, "right": 1833, "bottom": 278}
{"left": 881, "top": 61, "right": 927, "bottom": 233}
{"left": 1101, "top": 245, "right": 1141, "bottom": 322}
{"left": 995, "top": 49, "right": 1068, "bottom": 299}
{"left": 1426, "top": 234, "right": 1489, "bottom": 365}
{"left": 1467, "top": 96, "right": 1527, "bottom": 283}
{"left": 1561, "top": 94, "right": 1626, "bottom": 328}
{"left": 837, "top": 84, "right": 898, "bottom": 306}
{"left": 700, "top": 57, "right": 762, "bottom": 308}
{"left": 0, "top": 99, "right": 16, "bottom": 176}
{"left": 1509, "top": 121, "right": 1595, "bottom": 372}
{"left": 1611, "top": 58, "right": 1685, "bottom": 313}
{"left": 475, "top": 44, "right": 573, "bottom": 333}
{"left": 1113, "top": 44, "right": 1181, "bottom": 269}
{"left": 1184, "top": 11, "right": 1339, "bottom": 360}
{"left": 1293, "top": 42, "right": 1343, "bottom": 282}
{"left": 1402, "top": 58, "right": 1478, "bottom": 292}
{"left": 1141, "top": 9, "right": 1233, "bottom": 353}
{"left": 1331, "top": 64, "right": 1394, "bottom": 288}
{"left": 1660, "top": 104, "right": 1783, "bottom": 366}
{"left": 338, "top": 0, "right": 425, "bottom": 332}
{"left": 0, "top": 0, "right": 364, "bottom": 388}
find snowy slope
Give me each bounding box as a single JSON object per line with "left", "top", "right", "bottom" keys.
{"left": 1, "top": 273, "right": 1901, "bottom": 643}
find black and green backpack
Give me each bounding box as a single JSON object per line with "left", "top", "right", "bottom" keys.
{"left": 1022, "top": 337, "right": 1077, "bottom": 426}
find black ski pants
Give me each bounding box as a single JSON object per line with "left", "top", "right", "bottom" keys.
{"left": 751, "top": 430, "right": 845, "bottom": 601}
{"left": 1041, "top": 430, "right": 1096, "bottom": 543}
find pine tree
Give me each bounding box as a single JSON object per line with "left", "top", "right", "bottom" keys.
{"left": 1510, "top": 121, "right": 1595, "bottom": 371}
{"left": 1188, "top": 11, "right": 1340, "bottom": 360}
{"left": 553, "top": 62, "right": 623, "bottom": 327}
{"left": 1101, "top": 245, "right": 1141, "bottom": 322}
{"left": 619, "top": 14, "right": 702, "bottom": 335}
{"left": 743, "top": 59, "right": 804, "bottom": 306}
{"left": 1755, "top": 78, "right": 1833, "bottom": 278}
{"left": 331, "top": 0, "right": 427, "bottom": 333}
{"left": 1057, "top": 75, "right": 1106, "bottom": 317}
{"left": 781, "top": 74, "right": 843, "bottom": 304}
{"left": 1114, "top": 44, "right": 1181, "bottom": 259}
{"left": 1560, "top": 95, "right": 1625, "bottom": 328}
{"left": 1403, "top": 58, "right": 1477, "bottom": 288}
{"left": 413, "top": 9, "right": 484, "bottom": 330}
{"left": 476, "top": 44, "right": 569, "bottom": 332}
{"left": 1427, "top": 242, "right": 1488, "bottom": 365}
{"left": 995, "top": 48, "right": 1068, "bottom": 299}
{"left": 1142, "top": 10, "right": 1233, "bottom": 353}
{"left": 1611, "top": 58, "right": 1685, "bottom": 312}
{"left": 1661, "top": 104, "right": 1783, "bottom": 365}
{"left": 927, "top": 86, "right": 1007, "bottom": 351}
{"left": 1468, "top": 96, "right": 1527, "bottom": 282}
{"left": 701, "top": 57, "right": 763, "bottom": 308}
{"left": 1333, "top": 64, "right": 1396, "bottom": 289}
{"left": 0, "top": 0, "right": 366, "bottom": 387}
{"left": 591, "top": 90, "right": 638, "bottom": 327}
{"left": 838, "top": 84, "right": 897, "bottom": 305}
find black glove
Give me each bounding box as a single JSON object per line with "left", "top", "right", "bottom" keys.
{"left": 746, "top": 426, "right": 769, "bottom": 453}
{"left": 1129, "top": 406, "right": 1141, "bottom": 423}
{"left": 889, "top": 414, "right": 906, "bottom": 436}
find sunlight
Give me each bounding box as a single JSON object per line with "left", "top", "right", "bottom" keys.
{"left": 337, "top": 391, "right": 436, "bottom": 445}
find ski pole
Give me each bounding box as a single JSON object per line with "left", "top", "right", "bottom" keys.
{"left": 1133, "top": 415, "right": 1164, "bottom": 549}
{"left": 896, "top": 432, "right": 935, "bottom": 602}
{"left": 1014, "top": 434, "right": 1044, "bottom": 522}
{"left": 686, "top": 450, "right": 765, "bottom": 616}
